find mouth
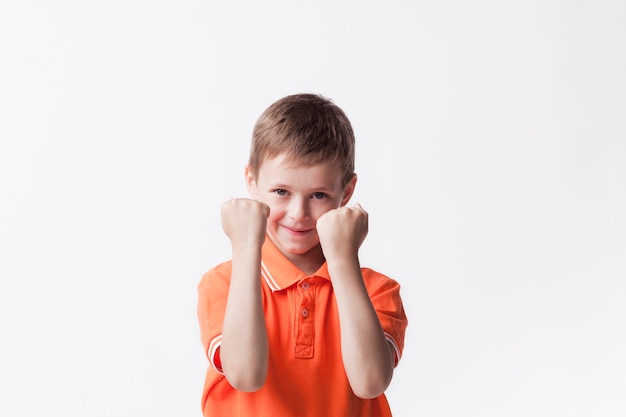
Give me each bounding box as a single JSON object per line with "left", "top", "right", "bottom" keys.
{"left": 282, "top": 225, "right": 314, "bottom": 236}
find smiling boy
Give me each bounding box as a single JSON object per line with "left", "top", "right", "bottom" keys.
{"left": 197, "top": 94, "right": 408, "bottom": 417}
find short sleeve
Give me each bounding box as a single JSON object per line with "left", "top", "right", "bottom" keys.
{"left": 362, "top": 269, "right": 409, "bottom": 367}
{"left": 197, "top": 262, "right": 233, "bottom": 374}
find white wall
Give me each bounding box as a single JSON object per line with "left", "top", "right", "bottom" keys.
{"left": 1, "top": 1, "right": 624, "bottom": 416}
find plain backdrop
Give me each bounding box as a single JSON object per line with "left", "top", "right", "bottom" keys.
{"left": 1, "top": 1, "right": 625, "bottom": 416}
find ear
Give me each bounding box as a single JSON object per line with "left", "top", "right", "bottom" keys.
{"left": 340, "top": 173, "right": 357, "bottom": 207}
{"left": 245, "top": 165, "right": 258, "bottom": 198}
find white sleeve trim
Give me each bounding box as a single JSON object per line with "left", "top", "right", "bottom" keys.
{"left": 208, "top": 335, "right": 223, "bottom": 374}
{"left": 384, "top": 332, "right": 402, "bottom": 367}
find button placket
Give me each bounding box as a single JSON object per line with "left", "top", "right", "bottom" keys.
{"left": 294, "top": 279, "right": 315, "bottom": 358}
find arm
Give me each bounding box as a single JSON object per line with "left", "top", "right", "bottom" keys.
{"left": 317, "top": 204, "right": 395, "bottom": 399}
{"left": 219, "top": 198, "right": 269, "bottom": 392}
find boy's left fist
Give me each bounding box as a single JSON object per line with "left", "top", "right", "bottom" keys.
{"left": 316, "top": 204, "right": 368, "bottom": 261}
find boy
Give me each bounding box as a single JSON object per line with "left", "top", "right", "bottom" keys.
{"left": 197, "top": 93, "right": 408, "bottom": 417}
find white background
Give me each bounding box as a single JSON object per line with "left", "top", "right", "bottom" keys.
{"left": 1, "top": 1, "right": 625, "bottom": 416}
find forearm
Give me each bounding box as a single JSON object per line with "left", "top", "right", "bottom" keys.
{"left": 329, "top": 258, "right": 394, "bottom": 399}
{"left": 221, "top": 244, "right": 268, "bottom": 392}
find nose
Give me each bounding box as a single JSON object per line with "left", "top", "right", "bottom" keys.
{"left": 288, "top": 197, "right": 310, "bottom": 222}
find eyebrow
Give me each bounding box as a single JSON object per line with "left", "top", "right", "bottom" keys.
{"left": 270, "top": 183, "right": 335, "bottom": 192}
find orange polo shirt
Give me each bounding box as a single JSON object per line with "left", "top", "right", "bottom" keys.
{"left": 197, "top": 236, "right": 408, "bottom": 417}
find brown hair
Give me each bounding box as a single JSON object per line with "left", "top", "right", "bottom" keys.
{"left": 248, "top": 94, "right": 355, "bottom": 186}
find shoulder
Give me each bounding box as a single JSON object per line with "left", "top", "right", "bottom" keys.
{"left": 198, "top": 261, "right": 233, "bottom": 290}
{"left": 360, "top": 268, "right": 407, "bottom": 334}
{"left": 206, "top": 260, "right": 233, "bottom": 277}
{"left": 360, "top": 267, "right": 405, "bottom": 301}
{"left": 360, "top": 267, "right": 400, "bottom": 288}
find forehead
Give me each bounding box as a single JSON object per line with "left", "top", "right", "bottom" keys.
{"left": 257, "top": 154, "right": 344, "bottom": 187}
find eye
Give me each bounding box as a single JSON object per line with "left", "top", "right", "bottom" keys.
{"left": 312, "top": 192, "right": 328, "bottom": 199}
{"left": 274, "top": 189, "right": 287, "bottom": 196}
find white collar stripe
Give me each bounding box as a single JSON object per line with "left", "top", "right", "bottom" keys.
{"left": 261, "top": 262, "right": 280, "bottom": 291}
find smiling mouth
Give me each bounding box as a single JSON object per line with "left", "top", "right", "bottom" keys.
{"left": 283, "top": 225, "right": 313, "bottom": 234}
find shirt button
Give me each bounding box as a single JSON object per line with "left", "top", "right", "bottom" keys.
{"left": 301, "top": 282, "right": 310, "bottom": 290}
{"left": 301, "top": 308, "right": 309, "bottom": 318}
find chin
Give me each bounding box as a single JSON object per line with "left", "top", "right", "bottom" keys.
{"left": 276, "top": 237, "right": 319, "bottom": 256}
{"left": 281, "top": 242, "right": 316, "bottom": 256}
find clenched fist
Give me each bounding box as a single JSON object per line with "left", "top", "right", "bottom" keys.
{"left": 221, "top": 198, "right": 269, "bottom": 249}
{"left": 316, "top": 204, "right": 368, "bottom": 263}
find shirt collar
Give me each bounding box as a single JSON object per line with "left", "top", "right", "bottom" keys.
{"left": 260, "top": 235, "right": 330, "bottom": 292}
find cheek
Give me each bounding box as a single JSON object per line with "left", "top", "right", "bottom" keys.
{"left": 265, "top": 202, "right": 286, "bottom": 224}
{"left": 266, "top": 212, "right": 281, "bottom": 226}
{"left": 311, "top": 201, "right": 340, "bottom": 221}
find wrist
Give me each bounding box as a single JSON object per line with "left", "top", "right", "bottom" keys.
{"left": 231, "top": 239, "right": 263, "bottom": 262}
{"left": 230, "top": 234, "right": 265, "bottom": 252}
{"left": 326, "top": 254, "right": 361, "bottom": 275}
{"left": 323, "top": 245, "right": 359, "bottom": 265}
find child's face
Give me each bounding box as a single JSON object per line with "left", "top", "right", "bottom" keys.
{"left": 246, "top": 153, "right": 356, "bottom": 266}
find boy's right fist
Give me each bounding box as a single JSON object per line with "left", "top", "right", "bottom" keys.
{"left": 221, "top": 198, "right": 269, "bottom": 248}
